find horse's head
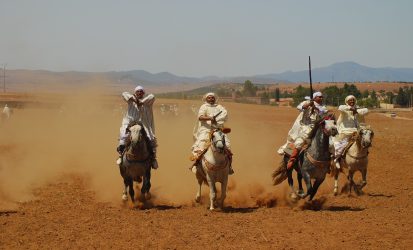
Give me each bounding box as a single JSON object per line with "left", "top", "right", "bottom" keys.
{"left": 358, "top": 126, "right": 374, "bottom": 149}
{"left": 209, "top": 128, "right": 230, "bottom": 153}
{"left": 127, "top": 123, "right": 144, "bottom": 148}
{"left": 318, "top": 113, "right": 338, "bottom": 137}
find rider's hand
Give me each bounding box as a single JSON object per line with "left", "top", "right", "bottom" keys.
{"left": 210, "top": 116, "right": 217, "bottom": 124}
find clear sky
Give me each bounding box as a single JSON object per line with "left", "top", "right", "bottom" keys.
{"left": 1, "top": 0, "right": 412, "bottom": 77}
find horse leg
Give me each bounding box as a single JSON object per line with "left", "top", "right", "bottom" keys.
{"left": 359, "top": 168, "right": 367, "bottom": 191}
{"left": 287, "top": 168, "right": 297, "bottom": 199}
{"left": 333, "top": 171, "right": 339, "bottom": 196}
{"left": 126, "top": 178, "right": 135, "bottom": 207}
{"left": 122, "top": 180, "right": 128, "bottom": 201}
{"left": 296, "top": 168, "right": 304, "bottom": 197}
{"left": 141, "top": 169, "right": 152, "bottom": 200}
{"left": 219, "top": 175, "right": 228, "bottom": 209}
{"left": 300, "top": 170, "right": 312, "bottom": 199}
{"left": 195, "top": 180, "right": 202, "bottom": 203}
{"left": 208, "top": 179, "right": 217, "bottom": 211}
{"left": 309, "top": 177, "right": 325, "bottom": 201}
{"left": 348, "top": 171, "right": 355, "bottom": 196}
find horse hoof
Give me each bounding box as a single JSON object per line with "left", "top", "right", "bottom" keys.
{"left": 209, "top": 207, "right": 215, "bottom": 211}
{"left": 195, "top": 196, "right": 201, "bottom": 203}
{"left": 122, "top": 194, "right": 128, "bottom": 201}
{"left": 145, "top": 192, "right": 152, "bottom": 200}
{"left": 333, "top": 188, "right": 338, "bottom": 196}
{"left": 290, "top": 192, "right": 298, "bottom": 199}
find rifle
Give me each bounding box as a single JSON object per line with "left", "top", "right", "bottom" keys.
{"left": 308, "top": 56, "right": 313, "bottom": 99}
{"left": 213, "top": 111, "right": 223, "bottom": 120}
{"left": 308, "top": 56, "right": 315, "bottom": 115}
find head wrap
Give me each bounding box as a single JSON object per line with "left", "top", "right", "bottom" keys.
{"left": 304, "top": 96, "right": 311, "bottom": 100}
{"left": 134, "top": 85, "right": 145, "bottom": 93}
{"left": 202, "top": 92, "right": 218, "bottom": 103}
{"left": 313, "top": 92, "right": 323, "bottom": 99}
{"left": 345, "top": 95, "right": 357, "bottom": 104}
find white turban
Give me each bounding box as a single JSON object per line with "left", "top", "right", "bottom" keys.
{"left": 313, "top": 92, "right": 323, "bottom": 99}
{"left": 345, "top": 95, "right": 357, "bottom": 104}
{"left": 134, "top": 85, "right": 145, "bottom": 92}
{"left": 203, "top": 92, "right": 218, "bottom": 102}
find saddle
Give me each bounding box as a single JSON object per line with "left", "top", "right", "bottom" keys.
{"left": 340, "top": 132, "right": 358, "bottom": 160}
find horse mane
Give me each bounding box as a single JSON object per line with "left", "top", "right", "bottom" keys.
{"left": 307, "top": 113, "right": 336, "bottom": 140}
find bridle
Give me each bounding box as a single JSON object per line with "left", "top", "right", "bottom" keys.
{"left": 209, "top": 129, "right": 226, "bottom": 153}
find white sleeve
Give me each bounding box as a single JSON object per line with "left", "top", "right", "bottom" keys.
{"left": 338, "top": 105, "right": 349, "bottom": 112}
{"left": 197, "top": 104, "right": 207, "bottom": 118}
{"left": 122, "top": 92, "right": 135, "bottom": 102}
{"left": 357, "top": 107, "right": 369, "bottom": 116}
{"left": 141, "top": 94, "right": 155, "bottom": 106}
{"left": 215, "top": 105, "right": 228, "bottom": 124}
{"left": 297, "top": 101, "right": 308, "bottom": 111}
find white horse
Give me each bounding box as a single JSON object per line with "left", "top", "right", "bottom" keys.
{"left": 332, "top": 127, "right": 374, "bottom": 195}
{"left": 195, "top": 128, "right": 231, "bottom": 210}
{"left": 118, "top": 123, "right": 152, "bottom": 207}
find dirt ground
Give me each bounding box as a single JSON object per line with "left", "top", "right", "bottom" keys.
{"left": 1, "top": 90, "right": 412, "bottom": 249}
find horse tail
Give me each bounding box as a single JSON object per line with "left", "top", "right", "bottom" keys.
{"left": 272, "top": 158, "right": 288, "bottom": 185}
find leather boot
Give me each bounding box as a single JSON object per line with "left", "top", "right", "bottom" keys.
{"left": 287, "top": 148, "right": 300, "bottom": 169}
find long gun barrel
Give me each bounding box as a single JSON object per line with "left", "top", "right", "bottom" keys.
{"left": 309, "top": 56, "right": 313, "bottom": 99}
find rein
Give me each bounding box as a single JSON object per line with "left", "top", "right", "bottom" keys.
{"left": 305, "top": 152, "right": 330, "bottom": 169}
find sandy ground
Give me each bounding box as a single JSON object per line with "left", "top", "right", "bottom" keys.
{"left": 1, "top": 90, "right": 413, "bottom": 249}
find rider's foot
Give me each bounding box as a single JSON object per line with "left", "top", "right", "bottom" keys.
{"left": 191, "top": 166, "right": 197, "bottom": 174}
{"left": 229, "top": 166, "right": 234, "bottom": 175}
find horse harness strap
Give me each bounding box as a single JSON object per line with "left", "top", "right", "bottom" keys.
{"left": 202, "top": 157, "right": 228, "bottom": 171}
{"left": 347, "top": 152, "right": 368, "bottom": 160}
{"left": 305, "top": 152, "right": 330, "bottom": 169}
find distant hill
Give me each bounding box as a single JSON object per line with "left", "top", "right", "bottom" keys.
{"left": 255, "top": 62, "right": 413, "bottom": 82}
{"left": 5, "top": 62, "right": 413, "bottom": 93}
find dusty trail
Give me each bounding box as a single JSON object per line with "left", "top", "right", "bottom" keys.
{"left": 1, "top": 90, "right": 412, "bottom": 248}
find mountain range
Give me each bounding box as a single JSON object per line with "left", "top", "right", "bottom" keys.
{"left": 6, "top": 62, "right": 413, "bottom": 91}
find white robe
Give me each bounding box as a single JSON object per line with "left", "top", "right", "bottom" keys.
{"left": 192, "top": 102, "right": 230, "bottom": 154}
{"left": 333, "top": 104, "right": 368, "bottom": 156}
{"left": 119, "top": 92, "right": 156, "bottom": 146}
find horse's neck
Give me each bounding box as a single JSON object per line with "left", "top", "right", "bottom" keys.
{"left": 204, "top": 146, "right": 226, "bottom": 163}
{"left": 128, "top": 140, "right": 149, "bottom": 155}
{"left": 308, "top": 126, "right": 330, "bottom": 160}
{"left": 349, "top": 135, "right": 367, "bottom": 156}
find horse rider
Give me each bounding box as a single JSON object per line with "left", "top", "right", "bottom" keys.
{"left": 190, "top": 92, "right": 234, "bottom": 175}
{"left": 116, "top": 85, "right": 159, "bottom": 169}
{"left": 284, "top": 91, "right": 328, "bottom": 169}
{"left": 332, "top": 95, "right": 368, "bottom": 169}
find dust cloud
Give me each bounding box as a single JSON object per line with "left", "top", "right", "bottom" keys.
{"left": 0, "top": 87, "right": 296, "bottom": 209}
